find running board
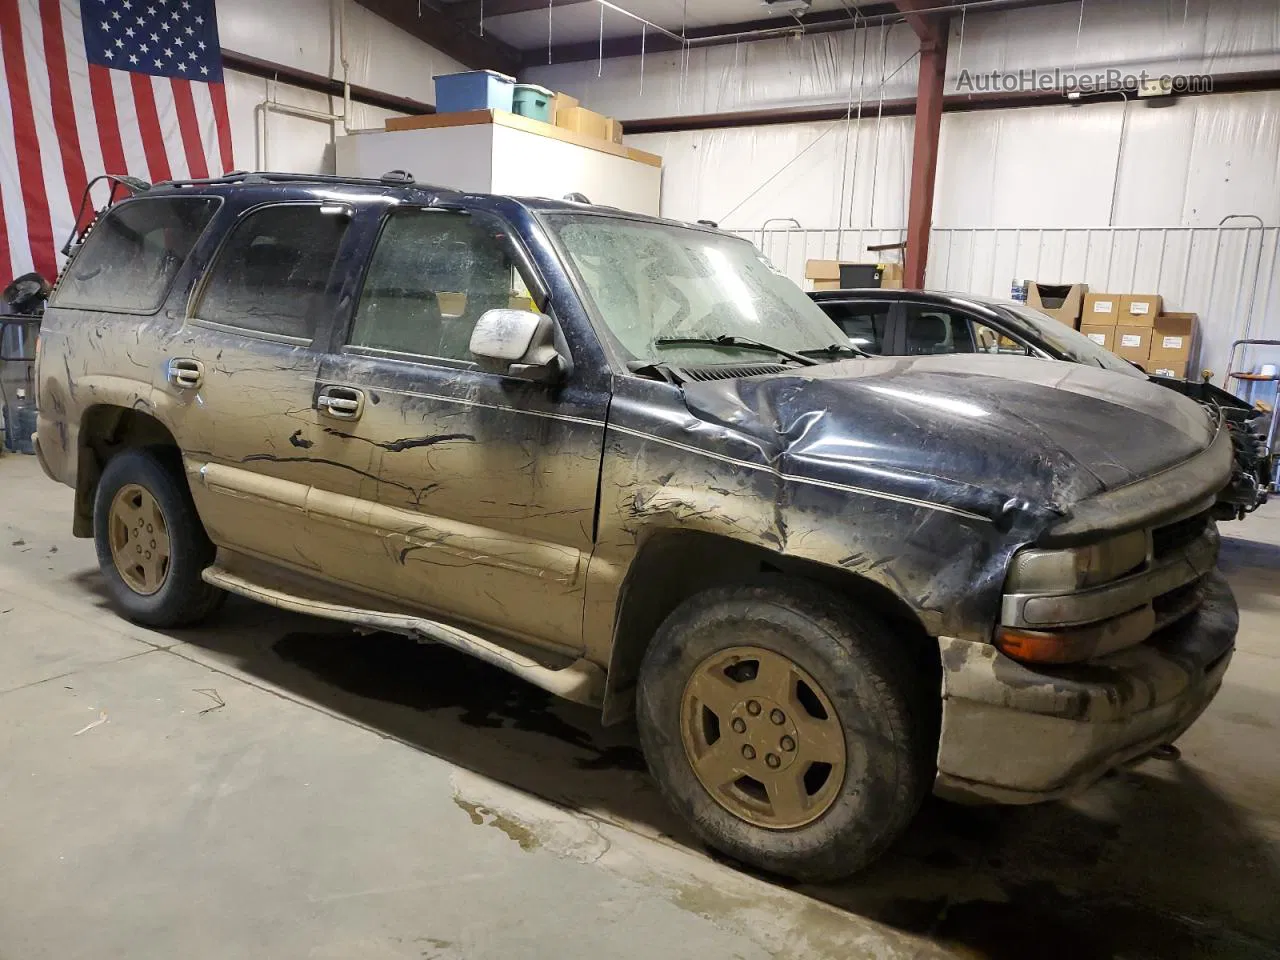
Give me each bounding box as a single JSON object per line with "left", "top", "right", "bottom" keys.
{"left": 201, "top": 565, "right": 606, "bottom": 708}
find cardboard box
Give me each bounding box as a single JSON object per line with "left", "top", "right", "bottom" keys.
{"left": 1119, "top": 294, "right": 1163, "bottom": 326}
{"left": 1150, "top": 361, "right": 1188, "bottom": 380}
{"left": 604, "top": 117, "right": 624, "bottom": 144}
{"left": 1082, "top": 294, "right": 1120, "bottom": 325}
{"left": 557, "top": 105, "right": 609, "bottom": 140}
{"left": 1148, "top": 312, "right": 1197, "bottom": 365}
{"left": 551, "top": 92, "right": 579, "bottom": 124}
{"left": 805, "top": 260, "right": 903, "bottom": 291}
{"left": 1114, "top": 324, "right": 1152, "bottom": 363}
{"left": 1027, "top": 282, "right": 1088, "bottom": 329}
{"left": 1079, "top": 323, "right": 1117, "bottom": 351}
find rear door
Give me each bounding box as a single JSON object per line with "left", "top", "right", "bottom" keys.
{"left": 172, "top": 197, "right": 374, "bottom": 574}
{"left": 303, "top": 203, "right": 608, "bottom": 654}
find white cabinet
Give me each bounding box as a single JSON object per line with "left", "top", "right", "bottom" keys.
{"left": 336, "top": 110, "right": 663, "bottom": 216}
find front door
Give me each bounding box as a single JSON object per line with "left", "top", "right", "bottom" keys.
{"left": 305, "top": 205, "right": 608, "bottom": 654}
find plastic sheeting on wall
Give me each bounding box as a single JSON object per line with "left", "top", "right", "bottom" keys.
{"left": 525, "top": 0, "right": 1280, "bottom": 121}
{"left": 626, "top": 90, "right": 1280, "bottom": 231}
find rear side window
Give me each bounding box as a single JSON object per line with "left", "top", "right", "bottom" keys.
{"left": 196, "top": 204, "right": 349, "bottom": 341}
{"left": 54, "top": 197, "right": 218, "bottom": 312}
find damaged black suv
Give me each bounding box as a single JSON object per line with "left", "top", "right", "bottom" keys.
{"left": 36, "top": 172, "right": 1237, "bottom": 881}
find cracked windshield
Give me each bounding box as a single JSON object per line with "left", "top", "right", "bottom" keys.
{"left": 549, "top": 214, "right": 849, "bottom": 366}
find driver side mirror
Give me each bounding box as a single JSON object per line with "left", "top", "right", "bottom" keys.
{"left": 469, "top": 309, "right": 573, "bottom": 384}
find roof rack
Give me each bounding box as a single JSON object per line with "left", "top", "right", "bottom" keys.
{"left": 156, "top": 170, "right": 451, "bottom": 192}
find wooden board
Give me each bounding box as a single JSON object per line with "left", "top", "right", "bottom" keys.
{"left": 385, "top": 109, "right": 662, "bottom": 169}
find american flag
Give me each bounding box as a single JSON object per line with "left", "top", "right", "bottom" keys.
{"left": 0, "top": 0, "right": 235, "bottom": 283}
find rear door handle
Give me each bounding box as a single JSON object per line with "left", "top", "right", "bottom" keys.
{"left": 167, "top": 358, "right": 204, "bottom": 389}
{"left": 316, "top": 385, "right": 365, "bottom": 421}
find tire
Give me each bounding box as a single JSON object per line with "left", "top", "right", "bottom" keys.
{"left": 636, "top": 580, "right": 932, "bottom": 883}
{"left": 93, "top": 447, "right": 225, "bottom": 628}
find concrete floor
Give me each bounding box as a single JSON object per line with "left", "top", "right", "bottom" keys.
{"left": 1, "top": 451, "right": 1278, "bottom": 960}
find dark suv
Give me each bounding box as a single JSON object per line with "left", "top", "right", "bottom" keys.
{"left": 34, "top": 173, "right": 1237, "bottom": 882}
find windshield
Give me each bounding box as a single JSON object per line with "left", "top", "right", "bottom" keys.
{"left": 547, "top": 214, "right": 848, "bottom": 365}
{"left": 1000, "top": 303, "right": 1145, "bottom": 377}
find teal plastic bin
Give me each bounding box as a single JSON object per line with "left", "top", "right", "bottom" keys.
{"left": 433, "top": 70, "right": 515, "bottom": 113}
{"left": 512, "top": 83, "right": 554, "bottom": 123}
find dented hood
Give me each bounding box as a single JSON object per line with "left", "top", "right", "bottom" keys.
{"left": 680, "top": 354, "right": 1215, "bottom": 519}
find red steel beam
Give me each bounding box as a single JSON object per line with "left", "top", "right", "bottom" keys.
{"left": 897, "top": 1, "right": 949, "bottom": 288}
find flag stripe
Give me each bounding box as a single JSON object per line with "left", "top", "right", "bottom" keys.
{"left": 150, "top": 73, "right": 189, "bottom": 181}
{"left": 39, "top": 0, "right": 89, "bottom": 228}
{"left": 0, "top": 26, "right": 32, "bottom": 282}
{"left": 59, "top": 2, "right": 105, "bottom": 229}
{"left": 88, "top": 63, "right": 126, "bottom": 177}
{"left": 129, "top": 69, "right": 171, "bottom": 182}
{"left": 0, "top": 0, "right": 56, "bottom": 279}
{"left": 209, "top": 79, "right": 234, "bottom": 173}
{"left": 170, "top": 77, "right": 208, "bottom": 179}
{"left": 108, "top": 64, "right": 151, "bottom": 183}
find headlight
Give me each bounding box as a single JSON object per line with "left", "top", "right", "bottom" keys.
{"left": 1006, "top": 530, "right": 1150, "bottom": 592}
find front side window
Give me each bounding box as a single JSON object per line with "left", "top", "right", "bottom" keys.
{"left": 196, "top": 204, "right": 348, "bottom": 341}
{"left": 547, "top": 214, "right": 848, "bottom": 366}
{"left": 903, "top": 305, "right": 977, "bottom": 355}
{"left": 54, "top": 197, "right": 218, "bottom": 312}
{"left": 349, "top": 209, "right": 532, "bottom": 362}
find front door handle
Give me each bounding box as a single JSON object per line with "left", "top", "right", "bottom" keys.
{"left": 316, "top": 385, "right": 365, "bottom": 421}
{"left": 167, "top": 358, "right": 204, "bottom": 389}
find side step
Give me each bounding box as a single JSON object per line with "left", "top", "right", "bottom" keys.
{"left": 201, "top": 565, "right": 606, "bottom": 708}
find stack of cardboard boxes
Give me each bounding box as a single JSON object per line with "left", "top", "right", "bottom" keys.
{"left": 1024, "top": 281, "right": 1198, "bottom": 379}
{"left": 550, "top": 92, "right": 624, "bottom": 144}
{"left": 1080, "top": 293, "right": 1197, "bottom": 378}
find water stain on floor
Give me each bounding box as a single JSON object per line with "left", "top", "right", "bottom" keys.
{"left": 453, "top": 796, "right": 542, "bottom": 852}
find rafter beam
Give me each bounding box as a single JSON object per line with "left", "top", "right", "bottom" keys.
{"left": 354, "top": 0, "right": 521, "bottom": 75}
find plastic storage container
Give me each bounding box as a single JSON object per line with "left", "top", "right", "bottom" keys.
{"left": 511, "top": 83, "right": 553, "bottom": 123}
{"left": 433, "top": 70, "right": 515, "bottom": 114}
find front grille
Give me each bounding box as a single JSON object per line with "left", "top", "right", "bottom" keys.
{"left": 1152, "top": 510, "right": 1210, "bottom": 561}
{"left": 678, "top": 363, "right": 790, "bottom": 382}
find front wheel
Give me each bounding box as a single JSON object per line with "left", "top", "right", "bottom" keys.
{"left": 636, "top": 581, "right": 932, "bottom": 882}
{"left": 93, "top": 448, "right": 224, "bottom": 628}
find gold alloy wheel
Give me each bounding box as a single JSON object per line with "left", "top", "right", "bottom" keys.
{"left": 680, "top": 645, "right": 846, "bottom": 829}
{"left": 108, "top": 484, "right": 171, "bottom": 596}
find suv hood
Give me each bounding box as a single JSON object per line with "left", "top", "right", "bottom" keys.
{"left": 681, "top": 354, "right": 1216, "bottom": 522}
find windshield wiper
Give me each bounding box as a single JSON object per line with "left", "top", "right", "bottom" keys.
{"left": 653, "top": 335, "right": 818, "bottom": 366}
{"left": 800, "top": 342, "right": 871, "bottom": 359}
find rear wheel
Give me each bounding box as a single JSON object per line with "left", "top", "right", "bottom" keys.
{"left": 93, "top": 448, "right": 224, "bottom": 627}
{"left": 636, "top": 581, "right": 931, "bottom": 882}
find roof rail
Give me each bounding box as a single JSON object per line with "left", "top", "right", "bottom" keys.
{"left": 156, "top": 171, "right": 450, "bottom": 191}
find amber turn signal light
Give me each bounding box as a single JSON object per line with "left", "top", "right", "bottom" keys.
{"left": 995, "top": 627, "right": 1090, "bottom": 665}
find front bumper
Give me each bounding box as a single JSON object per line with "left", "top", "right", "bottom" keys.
{"left": 933, "top": 571, "right": 1237, "bottom": 804}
